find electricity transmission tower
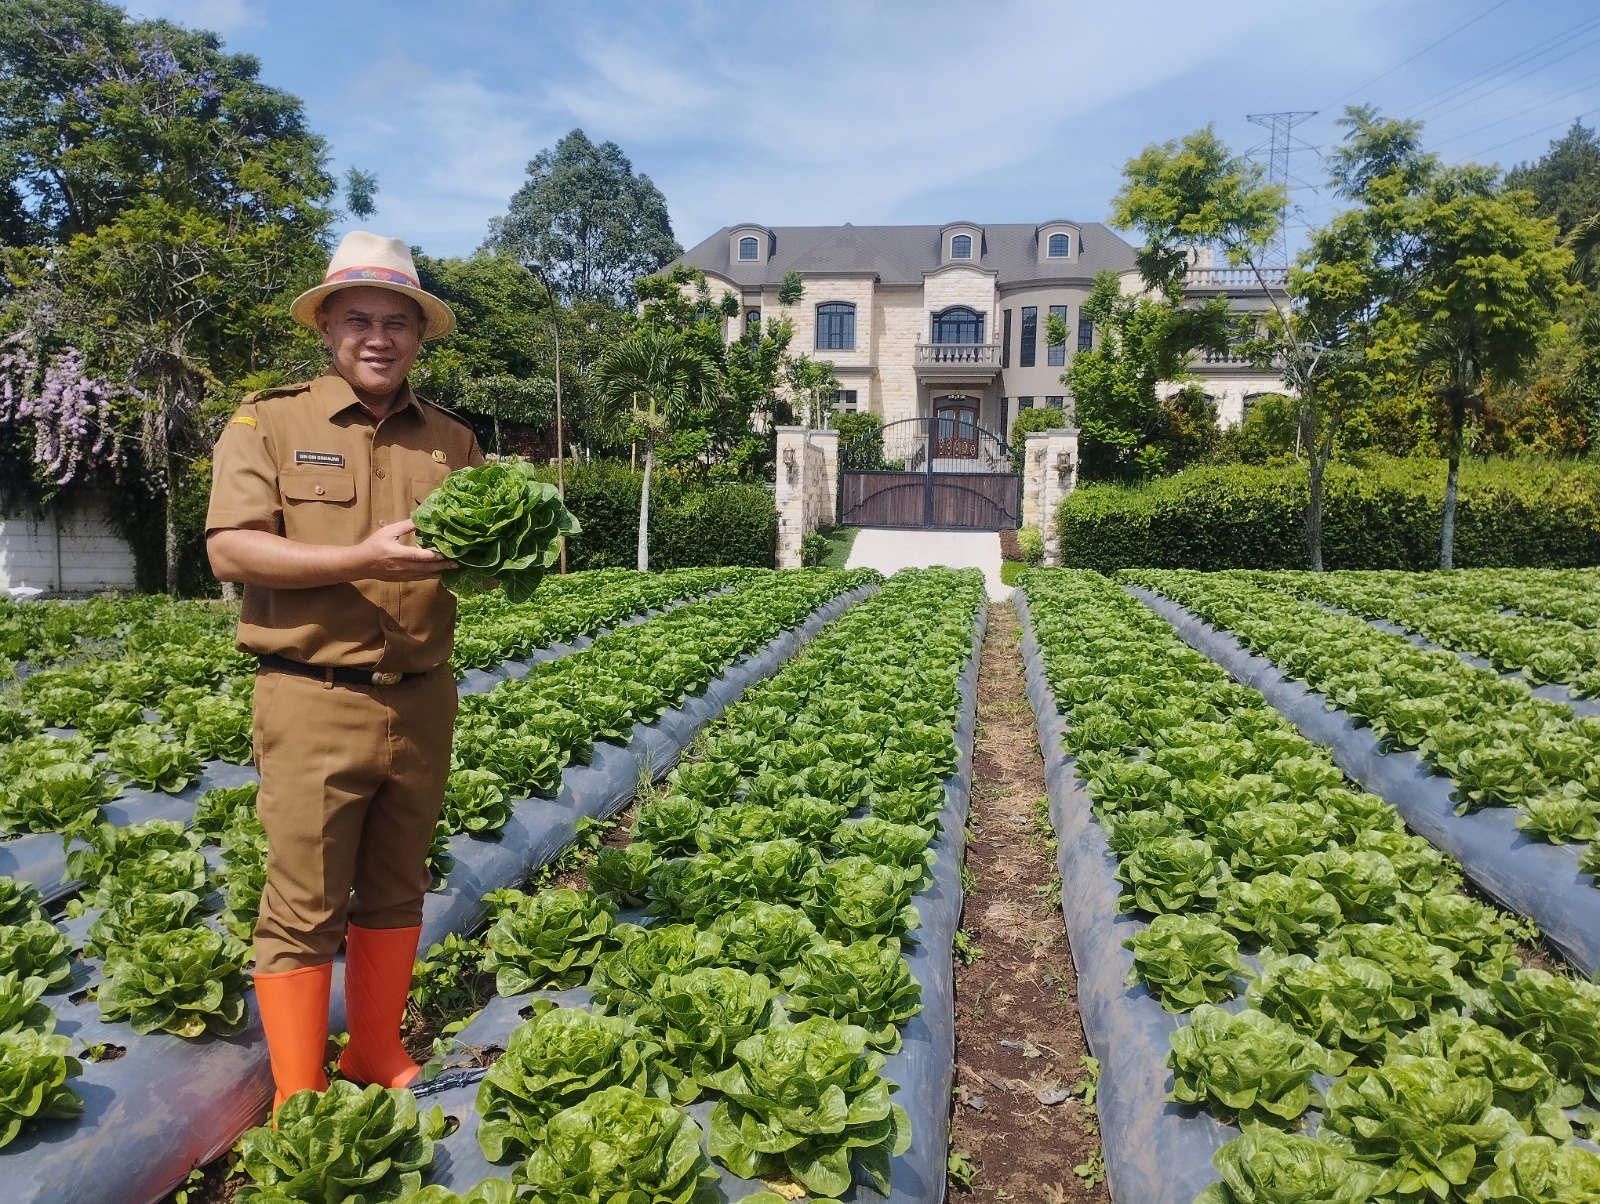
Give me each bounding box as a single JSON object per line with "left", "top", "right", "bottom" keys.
{"left": 1245, "top": 111, "right": 1317, "bottom": 268}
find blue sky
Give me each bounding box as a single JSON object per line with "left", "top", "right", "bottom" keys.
{"left": 120, "top": 0, "right": 1600, "bottom": 259}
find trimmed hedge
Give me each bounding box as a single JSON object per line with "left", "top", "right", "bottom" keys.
{"left": 1058, "top": 457, "right": 1600, "bottom": 571}
{"left": 543, "top": 461, "right": 776, "bottom": 570}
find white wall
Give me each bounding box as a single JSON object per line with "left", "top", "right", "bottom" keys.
{"left": 0, "top": 490, "right": 138, "bottom": 594}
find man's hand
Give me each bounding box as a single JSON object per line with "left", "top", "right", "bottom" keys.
{"left": 355, "top": 520, "right": 454, "bottom": 581}
{"left": 208, "top": 522, "right": 453, "bottom": 589}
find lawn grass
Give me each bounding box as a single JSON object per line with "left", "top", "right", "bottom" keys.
{"left": 819, "top": 526, "right": 860, "bottom": 569}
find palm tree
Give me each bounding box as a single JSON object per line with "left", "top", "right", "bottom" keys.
{"left": 590, "top": 329, "right": 719, "bottom": 570}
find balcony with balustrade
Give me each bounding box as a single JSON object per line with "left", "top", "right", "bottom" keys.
{"left": 914, "top": 341, "right": 1003, "bottom": 382}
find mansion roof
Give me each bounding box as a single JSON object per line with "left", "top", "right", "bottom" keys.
{"left": 675, "top": 222, "right": 1140, "bottom": 288}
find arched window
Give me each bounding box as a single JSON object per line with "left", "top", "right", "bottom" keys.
{"left": 816, "top": 302, "right": 856, "bottom": 350}
{"left": 950, "top": 233, "right": 972, "bottom": 259}
{"left": 745, "top": 309, "right": 762, "bottom": 336}
{"left": 738, "top": 236, "right": 759, "bottom": 261}
{"left": 931, "top": 306, "right": 984, "bottom": 344}
{"left": 1047, "top": 232, "right": 1071, "bottom": 257}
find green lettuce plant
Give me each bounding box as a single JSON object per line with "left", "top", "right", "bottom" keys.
{"left": 585, "top": 843, "right": 663, "bottom": 907}
{"left": 704, "top": 1015, "right": 911, "bottom": 1198}
{"left": 0, "top": 1027, "right": 82, "bottom": 1149}
{"left": 237, "top": 1081, "right": 446, "bottom": 1203}
{"left": 1315, "top": 923, "right": 1461, "bottom": 1013}
{"left": 0, "top": 972, "right": 53, "bottom": 1036}
{"left": 480, "top": 887, "right": 616, "bottom": 994}
{"left": 588, "top": 923, "right": 723, "bottom": 1016}
{"left": 631, "top": 966, "right": 776, "bottom": 1102}
{"left": 1168, "top": 1005, "right": 1341, "bottom": 1123}
{"left": 644, "top": 853, "right": 738, "bottom": 926}
{"left": 1194, "top": 1125, "right": 1380, "bottom": 1204}
{"left": 98, "top": 926, "right": 251, "bottom": 1037}
{"left": 805, "top": 856, "right": 919, "bottom": 943}
{"left": 0, "top": 760, "right": 118, "bottom": 837}
{"left": 84, "top": 890, "right": 205, "bottom": 959}
{"left": 1219, "top": 873, "right": 1344, "bottom": 954}
{"left": 784, "top": 937, "right": 922, "bottom": 1052}
{"left": 1468, "top": 1135, "right": 1600, "bottom": 1203}
{"left": 1393, "top": 1014, "right": 1581, "bottom": 1139}
{"left": 412, "top": 459, "right": 580, "bottom": 603}
{"left": 831, "top": 818, "right": 936, "bottom": 887}
{"left": 1123, "top": 914, "right": 1245, "bottom": 1011}
{"left": 1483, "top": 969, "right": 1600, "bottom": 1099}
{"left": 1115, "top": 835, "right": 1226, "bottom": 916}
{"left": 631, "top": 795, "right": 709, "bottom": 854}
{"left": 440, "top": 768, "right": 514, "bottom": 835}
{"left": 0, "top": 877, "right": 46, "bottom": 928}
{"left": 1245, "top": 953, "right": 1413, "bottom": 1054}
{"left": 708, "top": 901, "right": 820, "bottom": 978}
{"left": 0, "top": 920, "right": 73, "bottom": 990}
{"left": 105, "top": 725, "right": 202, "bottom": 793}
{"left": 474, "top": 1005, "right": 668, "bottom": 1162}
{"left": 1320, "top": 1055, "right": 1520, "bottom": 1201}
{"left": 190, "top": 782, "right": 260, "bottom": 843}
{"left": 513, "top": 1085, "right": 718, "bottom": 1204}
{"left": 724, "top": 838, "right": 819, "bottom": 906}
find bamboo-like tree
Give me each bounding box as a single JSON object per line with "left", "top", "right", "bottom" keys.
{"left": 590, "top": 329, "right": 719, "bottom": 570}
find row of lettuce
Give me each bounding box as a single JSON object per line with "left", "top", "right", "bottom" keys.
{"left": 0, "top": 567, "right": 874, "bottom": 1161}
{"left": 1121, "top": 570, "right": 1600, "bottom": 875}
{"left": 237, "top": 568, "right": 984, "bottom": 1204}
{"left": 0, "top": 568, "right": 750, "bottom": 842}
{"left": 1022, "top": 569, "right": 1600, "bottom": 1204}
{"left": 1237, "top": 569, "right": 1600, "bottom": 698}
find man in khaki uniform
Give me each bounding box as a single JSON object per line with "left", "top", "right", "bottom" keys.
{"left": 207, "top": 231, "right": 483, "bottom": 1112}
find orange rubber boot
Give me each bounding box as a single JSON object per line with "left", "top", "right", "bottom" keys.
{"left": 337, "top": 923, "right": 422, "bottom": 1089}
{"left": 253, "top": 962, "right": 332, "bottom": 1114}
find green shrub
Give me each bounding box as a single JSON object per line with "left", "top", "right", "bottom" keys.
{"left": 1059, "top": 456, "right": 1600, "bottom": 571}
{"left": 540, "top": 461, "right": 775, "bottom": 570}
{"left": 1016, "top": 526, "right": 1044, "bottom": 566}
{"left": 1009, "top": 407, "right": 1068, "bottom": 474}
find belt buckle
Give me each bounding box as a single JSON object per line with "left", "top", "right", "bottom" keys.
{"left": 371, "top": 670, "right": 404, "bottom": 687}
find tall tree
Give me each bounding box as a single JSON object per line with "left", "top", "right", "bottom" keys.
{"left": 1408, "top": 168, "right": 1573, "bottom": 567}
{"left": 0, "top": 0, "right": 338, "bottom": 593}
{"left": 1504, "top": 121, "right": 1600, "bottom": 239}
{"left": 485, "top": 129, "right": 681, "bottom": 306}
{"left": 589, "top": 329, "right": 718, "bottom": 570}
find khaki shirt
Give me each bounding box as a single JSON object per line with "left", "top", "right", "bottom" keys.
{"left": 206, "top": 373, "right": 485, "bottom": 673}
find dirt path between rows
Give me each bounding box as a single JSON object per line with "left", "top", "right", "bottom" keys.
{"left": 948, "top": 603, "right": 1109, "bottom": 1204}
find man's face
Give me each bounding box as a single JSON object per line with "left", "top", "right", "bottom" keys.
{"left": 316, "top": 286, "right": 425, "bottom": 401}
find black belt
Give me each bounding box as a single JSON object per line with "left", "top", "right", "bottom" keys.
{"left": 256, "top": 654, "right": 425, "bottom": 688}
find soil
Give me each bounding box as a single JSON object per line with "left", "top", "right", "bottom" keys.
{"left": 948, "top": 604, "right": 1109, "bottom": 1204}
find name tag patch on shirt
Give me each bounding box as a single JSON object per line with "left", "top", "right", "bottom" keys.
{"left": 294, "top": 451, "right": 345, "bottom": 467}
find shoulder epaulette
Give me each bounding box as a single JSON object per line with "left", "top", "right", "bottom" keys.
{"left": 419, "top": 396, "right": 471, "bottom": 426}
{"left": 241, "top": 381, "right": 313, "bottom": 406}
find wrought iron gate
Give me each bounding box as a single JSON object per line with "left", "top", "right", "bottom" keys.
{"left": 838, "top": 415, "right": 1020, "bottom": 530}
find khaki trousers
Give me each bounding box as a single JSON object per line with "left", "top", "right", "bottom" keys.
{"left": 250, "top": 666, "right": 457, "bottom": 974}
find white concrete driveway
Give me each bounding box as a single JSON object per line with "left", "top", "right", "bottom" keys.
{"left": 845, "top": 529, "right": 1009, "bottom": 599}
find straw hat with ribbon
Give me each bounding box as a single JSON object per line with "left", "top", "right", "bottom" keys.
{"left": 290, "top": 231, "right": 457, "bottom": 341}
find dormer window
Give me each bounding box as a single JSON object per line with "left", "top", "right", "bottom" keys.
{"left": 738, "top": 236, "right": 759, "bottom": 261}
{"left": 1047, "top": 232, "right": 1071, "bottom": 258}
{"left": 950, "top": 234, "right": 972, "bottom": 259}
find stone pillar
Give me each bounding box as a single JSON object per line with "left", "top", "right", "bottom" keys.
{"left": 1036, "top": 428, "right": 1080, "bottom": 567}
{"left": 812, "top": 429, "right": 840, "bottom": 526}
{"left": 774, "top": 426, "right": 808, "bottom": 569}
{"left": 1022, "top": 432, "right": 1049, "bottom": 532}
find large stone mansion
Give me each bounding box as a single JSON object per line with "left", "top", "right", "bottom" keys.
{"left": 674, "top": 220, "right": 1287, "bottom": 441}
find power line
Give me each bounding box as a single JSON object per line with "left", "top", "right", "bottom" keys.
{"left": 1419, "top": 29, "right": 1600, "bottom": 129}
{"left": 1431, "top": 69, "right": 1600, "bottom": 147}
{"left": 1405, "top": 13, "right": 1600, "bottom": 119}
{"left": 1328, "top": 0, "right": 1513, "bottom": 107}
{"left": 1453, "top": 104, "right": 1600, "bottom": 161}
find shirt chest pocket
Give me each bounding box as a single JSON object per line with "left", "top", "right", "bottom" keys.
{"left": 411, "top": 470, "right": 451, "bottom": 509}
{"left": 280, "top": 469, "right": 357, "bottom": 543}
